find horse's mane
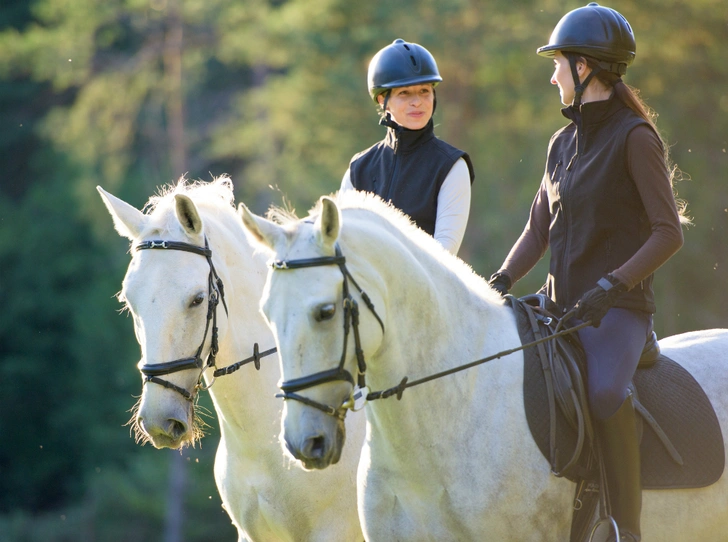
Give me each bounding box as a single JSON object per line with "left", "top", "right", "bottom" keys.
{"left": 140, "top": 175, "right": 236, "bottom": 237}
{"left": 270, "top": 189, "right": 496, "bottom": 300}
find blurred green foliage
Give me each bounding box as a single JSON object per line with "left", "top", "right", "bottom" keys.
{"left": 0, "top": 0, "right": 726, "bottom": 540}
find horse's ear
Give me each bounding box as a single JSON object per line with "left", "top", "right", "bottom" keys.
{"left": 97, "top": 186, "right": 147, "bottom": 240}
{"left": 315, "top": 196, "right": 340, "bottom": 250}
{"left": 238, "top": 202, "right": 286, "bottom": 251}
{"left": 174, "top": 194, "right": 203, "bottom": 236}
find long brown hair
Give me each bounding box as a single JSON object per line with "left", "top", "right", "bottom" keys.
{"left": 585, "top": 56, "right": 691, "bottom": 224}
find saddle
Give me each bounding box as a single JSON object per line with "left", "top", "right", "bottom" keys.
{"left": 509, "top": 295, "right": 725, "bottom": 541}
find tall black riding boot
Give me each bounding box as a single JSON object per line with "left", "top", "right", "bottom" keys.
{"left": 597, "top": 393, "right": 642, "bottom": 542}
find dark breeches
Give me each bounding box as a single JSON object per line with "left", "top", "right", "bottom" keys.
{"left": 577, "top": 308, "right": 651, "bottom": 420}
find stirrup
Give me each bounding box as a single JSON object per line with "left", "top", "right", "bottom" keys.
{"left": 588, "top": 515, "right": 619, "bottom": 542}
{"left": 588, "top": 516, "right": 640, "bottom": 542}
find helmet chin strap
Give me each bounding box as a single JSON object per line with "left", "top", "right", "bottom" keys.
{"left": 378, "top": 91, "right": 399, "bottom": 129}
{"left": 568, "top": 54, "right": 601, "bottom": 108}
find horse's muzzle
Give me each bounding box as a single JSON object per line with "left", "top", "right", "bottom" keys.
{"left": 283, "top": 425, "right": 346, "bottom": 470}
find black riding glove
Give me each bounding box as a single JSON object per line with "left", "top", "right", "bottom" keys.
{"left": 488, "top": 271, "right": 512, "bottom": 297}
{"left": 573, "top": 274, "right": 628, "bottom": 328}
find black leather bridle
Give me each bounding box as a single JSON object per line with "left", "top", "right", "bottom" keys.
{"left": 271, "top": 245, "right": 385, "bottom": 419}
{"left": 268, "top": 245, "right": 595, "bottom": 420}
{"left": 135, "top": 238, "right": 276, "bottom": 401}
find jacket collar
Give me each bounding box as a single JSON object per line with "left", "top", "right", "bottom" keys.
{"left": 561, "top": 93, "right": 627, "bottom": 128}
{"left": 385, "top": 118, "right": 435, "bottom": 154}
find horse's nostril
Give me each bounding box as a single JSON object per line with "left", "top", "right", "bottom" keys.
{"left": 304, "top": 435, "right": 326, "bottom": 459}
{"left": 167, "top": 419, "right": 188, "bottom": 440}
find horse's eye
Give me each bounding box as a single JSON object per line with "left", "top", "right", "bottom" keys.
{"left": 190, "top": 292, "right": 205, "bottom": 307}
{"left": 315, "top": 303, "right": 336, "bottom": 322}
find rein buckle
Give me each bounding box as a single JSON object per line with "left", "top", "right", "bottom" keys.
{"left": 343, "top": 385, "right": 369, "bottom": 411}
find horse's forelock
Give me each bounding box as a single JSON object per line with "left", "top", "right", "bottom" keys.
{"left": 130, "top": 176, "right": 236, "bottom": 241}
{"left": 265, "top": 204, "right": 300, "bottom": 226}
{"left": 143, "top": 175, "right": 235, "bottom": 214}
{"left": 183, "top": 175, "right": 235, "bottom": 208}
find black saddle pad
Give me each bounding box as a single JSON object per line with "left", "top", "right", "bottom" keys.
{"left": 518, "top": 309, "right": 725, "bottom": 489}
{"left": 634, "top": 354, "right": 724, "bottom": 489}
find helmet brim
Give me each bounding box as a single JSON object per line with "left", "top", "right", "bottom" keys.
{"left": 370, "top": 75, "right": 442, "bottom": 100}
{"left": 536, "top": 43, "right": 635, "bottom": 66}
{"left": 536, "top": 44, "right": 560, "bottom": 58}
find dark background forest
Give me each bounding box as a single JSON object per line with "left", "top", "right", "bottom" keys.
{"left": 1, "top": 0, "right": 726, "bottom": 540}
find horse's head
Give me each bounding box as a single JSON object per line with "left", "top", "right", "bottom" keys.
{"left": 98, "top": 181, "right": 233, "bottom": 449}
{"left": 240, "top": 196, "right": 386, "bottom": 469}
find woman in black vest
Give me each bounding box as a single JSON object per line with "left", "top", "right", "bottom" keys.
{"left": 339, "top": 39, "right": 475, "bottom": 255}
{"left": 488, "top": 4, "right": 686, "bottom": 541}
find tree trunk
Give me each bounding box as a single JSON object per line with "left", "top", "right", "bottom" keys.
{"left": 164, "top": 3, "right": 186, "bottom": 176}
{"left": 162, "top": 5, "right": 188, "bottom": 542}
{"left": 163, "top": 450, "right": 187, "bottom": 542}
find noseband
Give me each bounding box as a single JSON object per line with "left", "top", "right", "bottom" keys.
{"left": 135, "top": 238, "right": 227, "bottom": 401}
{"left": 272, "top": 245, "right": 384, "bottom": 419}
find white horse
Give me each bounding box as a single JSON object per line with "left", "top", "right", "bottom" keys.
{"left": 97, "top": 177, "right": 365, "bottom": 542}
{"left": 239, "top": 189, "right": 728, "bottom": 541}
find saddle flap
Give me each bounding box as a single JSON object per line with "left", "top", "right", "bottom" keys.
{"left": 514, "top": 295, "right": 593, "bottom": 477}
{"left": 514, "top": 295, "right": 724, "bottom": 490}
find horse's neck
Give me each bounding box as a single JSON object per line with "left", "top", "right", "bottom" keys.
{"left": 374, "top": 274, "right": 520, "bottom": 399}
{"left": 202, "top": 214, "right": 282, "bottom": 447}
{"left": 357, "top": 228, "right": 524, "bottom": 453}
{"left": 369, "top": 236, "right": 518, "bottom": 385}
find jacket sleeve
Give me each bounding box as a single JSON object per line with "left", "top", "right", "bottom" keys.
{"left": 610, "top": 125, "right": 684, "bottom": 288}
{"left": 498, "top": 179, "right": 551, "bottom": 284}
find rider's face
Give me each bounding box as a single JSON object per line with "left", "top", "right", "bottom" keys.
{"left": 378, "top": 84, "right": 434, "bottom": 130}
{"left": 551, "top": 52, "right": 577, "bottom": 106}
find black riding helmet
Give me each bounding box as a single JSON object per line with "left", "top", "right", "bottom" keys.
{"left": 537, "top": 3, "right": 635, "bottom": 107}
{"left": 367, "top": 39, "right": 442, "bottom": 103}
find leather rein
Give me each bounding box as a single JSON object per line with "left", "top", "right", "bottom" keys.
{"left": 270, "top": 244, "right": 590, "bottom": 418}
{"left": 135, "top": 238, "right": 276, "bottom": 401}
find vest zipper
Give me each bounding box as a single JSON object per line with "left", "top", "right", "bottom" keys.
{"left": 551, "top": 160, "right": 562, "bottom": 181}
{"left": 383, "top": 128, "right": 401, "bottom": 202}
{"left": 560, "top": 124, "right": 584, "bottom": 307}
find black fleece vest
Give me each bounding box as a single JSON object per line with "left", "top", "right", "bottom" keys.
{"left": 544, "top": 96, "right": 656, "bottom": 313}
{"left": 349, "top": 119, "right": 474, "bottom": 236}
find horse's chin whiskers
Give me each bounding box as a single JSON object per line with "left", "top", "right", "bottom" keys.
{"left": 101, "top": 182, "right": 367, "bottom": 540}
{"left": 194, "top": 401, "right": 215, "bottom": 421}
{"left": 189, "top": 399, "right": 213, "bottom": 447}
{"left": 126, "top": 398, "right": 153, "bottom": 446}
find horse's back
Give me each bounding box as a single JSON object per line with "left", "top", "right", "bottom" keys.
{"left": 636, "top": 329, "right": 728, "bottom": 540}
{"left": 659, "top": 329, "right": 728, "bottom": 395}
{"left": 659, "top": 328, "right": 728, "bottom": 351}
{"left": 658, "top": 328, "right": 728, "bottom": 443}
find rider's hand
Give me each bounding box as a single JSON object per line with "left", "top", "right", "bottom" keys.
{"left": 488, "top": 272, "right": 512, "bottom": 297}
{"left": 573, "top": 274, "right": 628, "bottom": 327}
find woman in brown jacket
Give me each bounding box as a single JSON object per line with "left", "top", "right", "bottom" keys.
{"left": 488, "top": 4, "right": 686, "bottom": 541}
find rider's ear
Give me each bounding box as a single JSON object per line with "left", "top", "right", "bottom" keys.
{"left": 238, "top": 202, "right": 286, "bottom": 251}
{"left": 315, "top": 196, "right": 341, "bottom": 250}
